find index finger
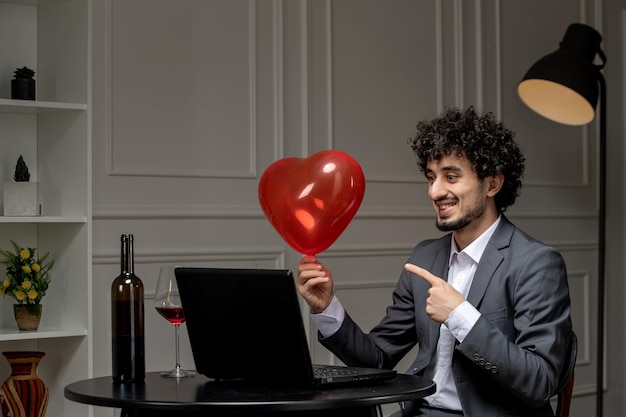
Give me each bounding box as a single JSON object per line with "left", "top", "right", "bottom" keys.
{"left": 404, "top": 263, "right": 443, "bottom": 287}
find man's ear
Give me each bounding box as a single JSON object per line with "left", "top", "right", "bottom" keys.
{"left": 486, "top": 173, "right": 504, "bottom": 197}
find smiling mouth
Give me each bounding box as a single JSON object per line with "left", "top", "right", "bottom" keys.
{"left": 436, "top": 200, "right": 457, "bottom": 216}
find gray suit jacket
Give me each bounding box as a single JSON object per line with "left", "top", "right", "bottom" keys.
{"left": 320, "top": 216, "right": 572, "bottom": 417}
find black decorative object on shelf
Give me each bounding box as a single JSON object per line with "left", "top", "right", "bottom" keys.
{"left": 14, "top": 155, "right": 31, "bottom": 182}
{"left": 11, "top": 66, "right": 36, "bottom": 100}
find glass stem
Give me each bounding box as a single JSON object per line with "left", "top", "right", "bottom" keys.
{"left": 174, "top": 324, "right": 181, "bottom": 369}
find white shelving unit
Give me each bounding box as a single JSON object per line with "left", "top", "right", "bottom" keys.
{"left": 0, "top": 99, "right": 87, "bottom": 113}
{"left": 0, "top": 1, "right": 91, "bottom": 417}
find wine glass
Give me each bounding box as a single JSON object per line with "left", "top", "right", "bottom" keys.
{"left": 154, "top": 266, "right": 196, "bottom": 378}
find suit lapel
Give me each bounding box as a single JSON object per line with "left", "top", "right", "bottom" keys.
{"left": 466, "top": 216, "right": 514, "bottom": 308}
{"left": 467, "top": 245, "right": 503, "bottom": 307}
{"left": 432, "top": 238, "right": 451, "bottom": 281}
{"left": 428, "top": 236, "right": 452, "bottom": 347}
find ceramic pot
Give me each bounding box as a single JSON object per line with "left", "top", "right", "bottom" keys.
{"left": 10, "top": 79, "right": 35, "bottom": 100}
{"left": 13, "top": 305, "right": 43, "bottom": 331}
{"left": 0, "top": 351, "right": 49, "bottom": 417}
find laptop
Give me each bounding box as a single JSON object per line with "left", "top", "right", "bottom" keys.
{"left": 175, "top": 267, "right": 397, "bottom": 388}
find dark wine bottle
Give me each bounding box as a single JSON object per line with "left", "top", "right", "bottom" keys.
{"left": 111, "top": 234, "right": 145, "bottom": 383}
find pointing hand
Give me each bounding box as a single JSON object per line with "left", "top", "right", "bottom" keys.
{"left": 405, "top": 263, "right": 465, "bottom": 323}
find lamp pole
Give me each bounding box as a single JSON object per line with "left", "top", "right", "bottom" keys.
{"left": 596, "top": 69, "right": 606, "bottom": 417}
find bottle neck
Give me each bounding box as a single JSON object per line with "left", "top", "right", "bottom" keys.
{"left": 127, "top": 235, "right": 134, "bottom": 275}
{"left": 120, "top": 234, "right": 135, "bottom": 275}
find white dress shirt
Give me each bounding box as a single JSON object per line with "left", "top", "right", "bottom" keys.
{"left": 311, "top": 216, "right": 502, "bottom": 412}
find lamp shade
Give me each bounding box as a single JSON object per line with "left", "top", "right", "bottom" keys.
{"left": 518, "top": 23, "right": 604, "bottom": 125}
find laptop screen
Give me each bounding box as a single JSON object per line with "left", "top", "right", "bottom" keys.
{"left": 176, "top": 267, "right": 316, "bottom": 386}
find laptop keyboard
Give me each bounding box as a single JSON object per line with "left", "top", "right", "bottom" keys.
{"left": 313, "top": 365, "right": 359, "bottom": 377}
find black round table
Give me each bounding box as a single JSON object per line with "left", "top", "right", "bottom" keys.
{"left": 65, "top": 372, "right": 435, "bottom": 417}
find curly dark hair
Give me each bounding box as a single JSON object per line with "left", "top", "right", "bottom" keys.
{"left": 408, "top": 106, "right": 525, "bottom": 212}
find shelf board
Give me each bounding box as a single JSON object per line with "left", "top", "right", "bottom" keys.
{"left": 0, "top": 327, "right": 87, "bottom": 341}
{"left": 0, "top": 98, "right": 86, "bottom": 114}
{"left": 0, "top": 215, "right": 87, "bottom": 223}
{"left": 0, "top": 0, "right": 66, "bottom": 6}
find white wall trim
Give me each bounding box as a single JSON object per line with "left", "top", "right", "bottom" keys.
{"left": 574, "top": 269, "right": 592, "bottom": 366}
{"left": 93, "top": 246, "right": 285, "bottom": 266}
{"left": 92, "top": 204, "right": 600, "bottom": 220}
{"left": 249, "top": 0, "right": 260, "bottom": 174}
{"left": 436, "top": 0, "right": 443, "bottom": 112}
{"left": 454, "top": 0, "right": 464, "bottom": 107}
{"left": 300, "top": 0, "right": 310, "bottom": 157}
{"left": 273, "top": 0, "right": 285, "bottom": 159}
{"left": 474, "top": 0, "right": 483, "bottom": 111}
{"left": 494, "top": 0, "right": 502, "bottom": 117}
{"left": 325, "top": 0, "right": 333, "bottom": 150}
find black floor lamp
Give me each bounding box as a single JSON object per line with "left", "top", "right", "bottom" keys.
{"left": 517, "top": 23, "right": 606, "bottom": 417}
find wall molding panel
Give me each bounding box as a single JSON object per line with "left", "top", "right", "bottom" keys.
{"left": 105, "top": 0, "right": 264, "bottom": 180}
{"left": 93, "top": 203, "right": 599, "bottom": 221}
{"left": 93, "top": 246, "right": 285, "bottom": 267}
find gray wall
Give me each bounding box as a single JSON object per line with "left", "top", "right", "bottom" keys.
{"left": 91, "top": 1, "right": 626, "bottom": 416}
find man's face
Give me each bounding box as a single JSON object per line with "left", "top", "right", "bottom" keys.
{"left": 425, "top": 154, "right": 491, "bottom": 232}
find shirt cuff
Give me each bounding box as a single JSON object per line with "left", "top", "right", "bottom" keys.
{"left": 310, "top": 295, "right": 345, "bottom": 338}
{"left": 445, "top": 300, "right": 481, "bottom": 343}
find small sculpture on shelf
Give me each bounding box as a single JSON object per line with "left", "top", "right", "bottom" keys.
{"left": 0, "top": 240, "right": 54, "bottom": 331}
{"left": 14, "top": 155, "right": 31, "bottom": 181}
{"left": 3, "top": 155, "right": 39, "bottom": 216}
{"left": 11, "top": 66, "right": 36, "bottom": 100}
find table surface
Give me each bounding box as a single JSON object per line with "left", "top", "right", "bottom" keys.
{"left": 64, "top": 372, "right": 435, "bottom": 413}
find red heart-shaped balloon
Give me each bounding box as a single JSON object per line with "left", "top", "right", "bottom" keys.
{"left": 258, "top": 150, "right": 365, "bottom": 255}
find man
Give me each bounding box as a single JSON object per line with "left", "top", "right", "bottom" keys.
{"left": 297, "top": 107, "right": 572, "bottom": 417}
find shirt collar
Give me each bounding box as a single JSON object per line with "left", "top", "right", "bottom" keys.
{"left": 449, "top": 215, "right": 502, "bottom": 266}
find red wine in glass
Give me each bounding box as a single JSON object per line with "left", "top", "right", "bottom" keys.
{"left": 156, "top": 306, "right": 185, "bottom": 325}
{"left": 154, "top": 266, "right": 196, "bottom": 378}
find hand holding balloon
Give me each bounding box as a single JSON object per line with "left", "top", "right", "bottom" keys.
{"left": 297, "top": 255, "right": 334, "bottom": 313}
{"left": 258, "top": 150, "right": 365, "bottom": 255}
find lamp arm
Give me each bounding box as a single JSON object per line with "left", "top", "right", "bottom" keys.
{"left": 595, "top": 49, "right": 607, "bottom": 70}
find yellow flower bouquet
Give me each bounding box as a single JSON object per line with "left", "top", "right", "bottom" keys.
{"left": 0, "top": 241, "right": 54, "bottom": 304}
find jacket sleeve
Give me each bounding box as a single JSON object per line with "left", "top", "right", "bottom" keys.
{"left": 319, "top": 238, "right": 448, "bottom": 371}
{"left": 318, "top": 267, "right": 421, "bottom": 370}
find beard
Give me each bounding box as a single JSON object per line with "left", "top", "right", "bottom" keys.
{"left": 435, "top": 199, "right": 486, "bottom": 232}
{"left": 436, "top": 214, "right": 473, "bottom": 231}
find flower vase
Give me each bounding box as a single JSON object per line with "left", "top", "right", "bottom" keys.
{"left": 13, "top": 305, "right": 43, "bottom": 331}
{"left": 0, "top": 351, "right": 49, "bottom": 417}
